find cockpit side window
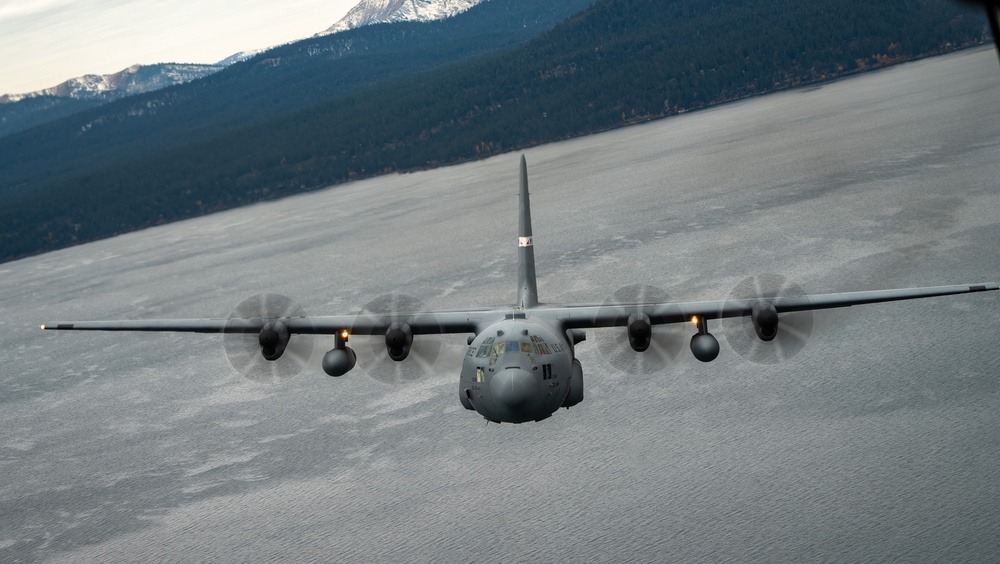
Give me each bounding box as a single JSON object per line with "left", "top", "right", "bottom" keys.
{"left": 476, "top": 345, "right": 491, "bottom": 358}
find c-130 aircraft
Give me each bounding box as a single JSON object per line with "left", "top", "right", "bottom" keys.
{"left": 43, "top": 156, "right": 997, "bottom": 423}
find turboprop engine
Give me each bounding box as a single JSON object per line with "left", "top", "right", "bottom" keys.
{"left": 258, "top": 321, "right": 290, "bottom": 361}
{"left": 627, "top": 313, "right": 652, "bottom": 352}
{"left": 751, "top": 302, "right": 779, "bottom": 341}
{"left": 385, "top": 322, "right": 413, "bottom": 361}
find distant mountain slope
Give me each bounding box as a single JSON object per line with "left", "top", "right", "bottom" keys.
{"left": 0, "top": 1, "right": 494, "bottom": 138}
{"left": 0, "top": 64, "right": 225, "bottom": 104}
{"left": 0, "top": 96, "right": 101, "bottom": 138}
{"left": 324, "top": 0, "right": 485, "bottom": 34}
{"left": 0, "top": 0, "right": 989, "bottom": 264}
{"left": 0, "top": 0, "right": 597, "bottom": 199}
{"left": 0, "top": 64, "right": 224, "bottom": 137}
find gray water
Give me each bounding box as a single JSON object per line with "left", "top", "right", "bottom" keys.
{"left": 2, "top": 47, "right": 999, "bottom": 562}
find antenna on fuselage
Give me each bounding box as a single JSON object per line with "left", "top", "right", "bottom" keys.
{"left": 518, "top": 155, "right": 539, "bottom": 309}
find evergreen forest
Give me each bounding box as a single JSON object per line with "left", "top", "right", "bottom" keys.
{"left": 0, "top": 0, "right": 989, "bottom": 263}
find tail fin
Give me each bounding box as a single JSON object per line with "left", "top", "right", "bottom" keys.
{"left": 518, "top": 155, "right": 539, "bottom": 309}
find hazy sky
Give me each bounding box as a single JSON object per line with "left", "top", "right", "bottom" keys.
{"left": 0, "top": 0, "right": 360, "bottom": 95}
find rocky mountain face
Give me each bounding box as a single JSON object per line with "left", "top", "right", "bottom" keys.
{"left": 1, "top": 63, "right": 224, "bottom": 105}
{"left": 0, "top": 63, "right": 225, "bottom": 137}
{"left": 323, "top": 0, "right": 485, "bottom": 34}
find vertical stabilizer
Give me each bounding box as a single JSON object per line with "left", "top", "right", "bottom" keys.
{"left": 518, "top": 155, "right": 539, "bottom": 309}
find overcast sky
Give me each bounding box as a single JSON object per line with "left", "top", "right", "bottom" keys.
{"left": 0, "top": 0, "right": 360, "bottom": 95}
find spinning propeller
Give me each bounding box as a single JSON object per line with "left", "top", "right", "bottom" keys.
{"left": 596, "top": 284, "right": 684, "bottom": 373}
{"left": 722, "top": 274, "right": 814, "bottom": 364}
{"left": 224, "top": 293, "right": 315, "bottom": 382}
{"left": 352, "top": 293, "right": 442, "bottom": 384}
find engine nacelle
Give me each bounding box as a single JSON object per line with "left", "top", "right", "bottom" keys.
{"left": 627, "top": 312, "right": 652, "bottom": 352}
{"left": 562, "top": 359, "right": 584, "bottom": 408}
{"left": 690, "top": 333, "right": 720, "bottom": 362}
{"left": 385, "top": 322, "right": 413, "bottom": 361}
{"left": 259, "top": 321, "right": 290, "bottom": 361}
{"left": 322, "top": 347, "right": 357, "bottom": 377}
{"left": 751, "top": 302, "right": 779, "bottom": 341}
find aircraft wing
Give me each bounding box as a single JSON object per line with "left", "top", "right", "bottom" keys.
{"left": 42, "top": 310, "right": 489, "bottom": 335}
{"left": 550, "top": 283, "right": 998, "bottom": 329}
{"left": 42, "top": 284, "right": 996, "bottom": 334}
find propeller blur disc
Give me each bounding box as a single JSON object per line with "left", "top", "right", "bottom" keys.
{"left": 224, "top": 293, "right": 314, "bottom": 383}
{"left": 722, "top": 274, "right": 814, "bottom": 364}
{"left": 354, "top": 294, "right": 441, "bottom": 385}
{"left": 596, "top": 284, "right": 683, "bottom": 374}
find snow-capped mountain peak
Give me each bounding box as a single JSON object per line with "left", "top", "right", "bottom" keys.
{"left": 1, "top": 63, "right": 223, "bottom": 104}
{"left": 322, "top": 0, "right": 485, "bottom": 35}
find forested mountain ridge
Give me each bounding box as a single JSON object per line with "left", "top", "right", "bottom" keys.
{"left": 0, "top": 0, "right": 989, "bottom": 264}
{"left": 0, "top": 0, "right": 598, "bottom": 196}
{"left": 0, "top": 63, "right": 227, "bottom": 138}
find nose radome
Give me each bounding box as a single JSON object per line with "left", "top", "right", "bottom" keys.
{"left": 490, "top": 368, "right": 538, "bottom": 409}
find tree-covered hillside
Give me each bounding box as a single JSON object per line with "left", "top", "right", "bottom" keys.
{"left": 0, "top": 0, "right": 596, "bottom": 194}
{"left": 0, "top": 0, "right": 989, "bottom": 263}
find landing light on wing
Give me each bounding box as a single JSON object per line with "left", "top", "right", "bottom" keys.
{"left": 40, "top": 325, "right": 46, "bottom": 331}
{"left": 690, "top": 316, "right": 698, "bottom": 325}
{"left": 340, "top": 329, "right": 349, "bottom": 341}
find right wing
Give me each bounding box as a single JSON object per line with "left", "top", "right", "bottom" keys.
{"left": 42, "top": 310, "right": 492, "bottom": 336}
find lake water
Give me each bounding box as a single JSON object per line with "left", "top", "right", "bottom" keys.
{"left": 2, "top": 47, "right": 999, "bottom": 562}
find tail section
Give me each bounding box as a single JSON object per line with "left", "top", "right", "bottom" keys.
{"left": 518, "top": 155, "right": 539, "bottom": 309}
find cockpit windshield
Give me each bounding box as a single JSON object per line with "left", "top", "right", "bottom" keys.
{"left": 470, "top": 334, "right": 557, "bottom": 359}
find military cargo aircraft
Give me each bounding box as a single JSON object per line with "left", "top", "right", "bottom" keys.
{"left": 42, "top": 156, "right": 997, "bottom": 423}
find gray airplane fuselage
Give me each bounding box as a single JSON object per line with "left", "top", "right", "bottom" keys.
{"left": 459, "top": 316, "right": 580, "bottom": 423}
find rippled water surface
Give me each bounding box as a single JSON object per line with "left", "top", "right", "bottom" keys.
{"left": 2, "top": 48, "right": 999, "bottom": 562}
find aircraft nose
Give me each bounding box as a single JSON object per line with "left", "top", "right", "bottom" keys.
{"left": 490, "top": 367, "right": 538, "bottom": 409}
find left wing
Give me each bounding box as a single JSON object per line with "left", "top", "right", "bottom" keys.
{"left": 539, "top": 281, "right": 996, "bottom": 362}
{"left": 549, "top": 283, "right": 999, "bottom": 328}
